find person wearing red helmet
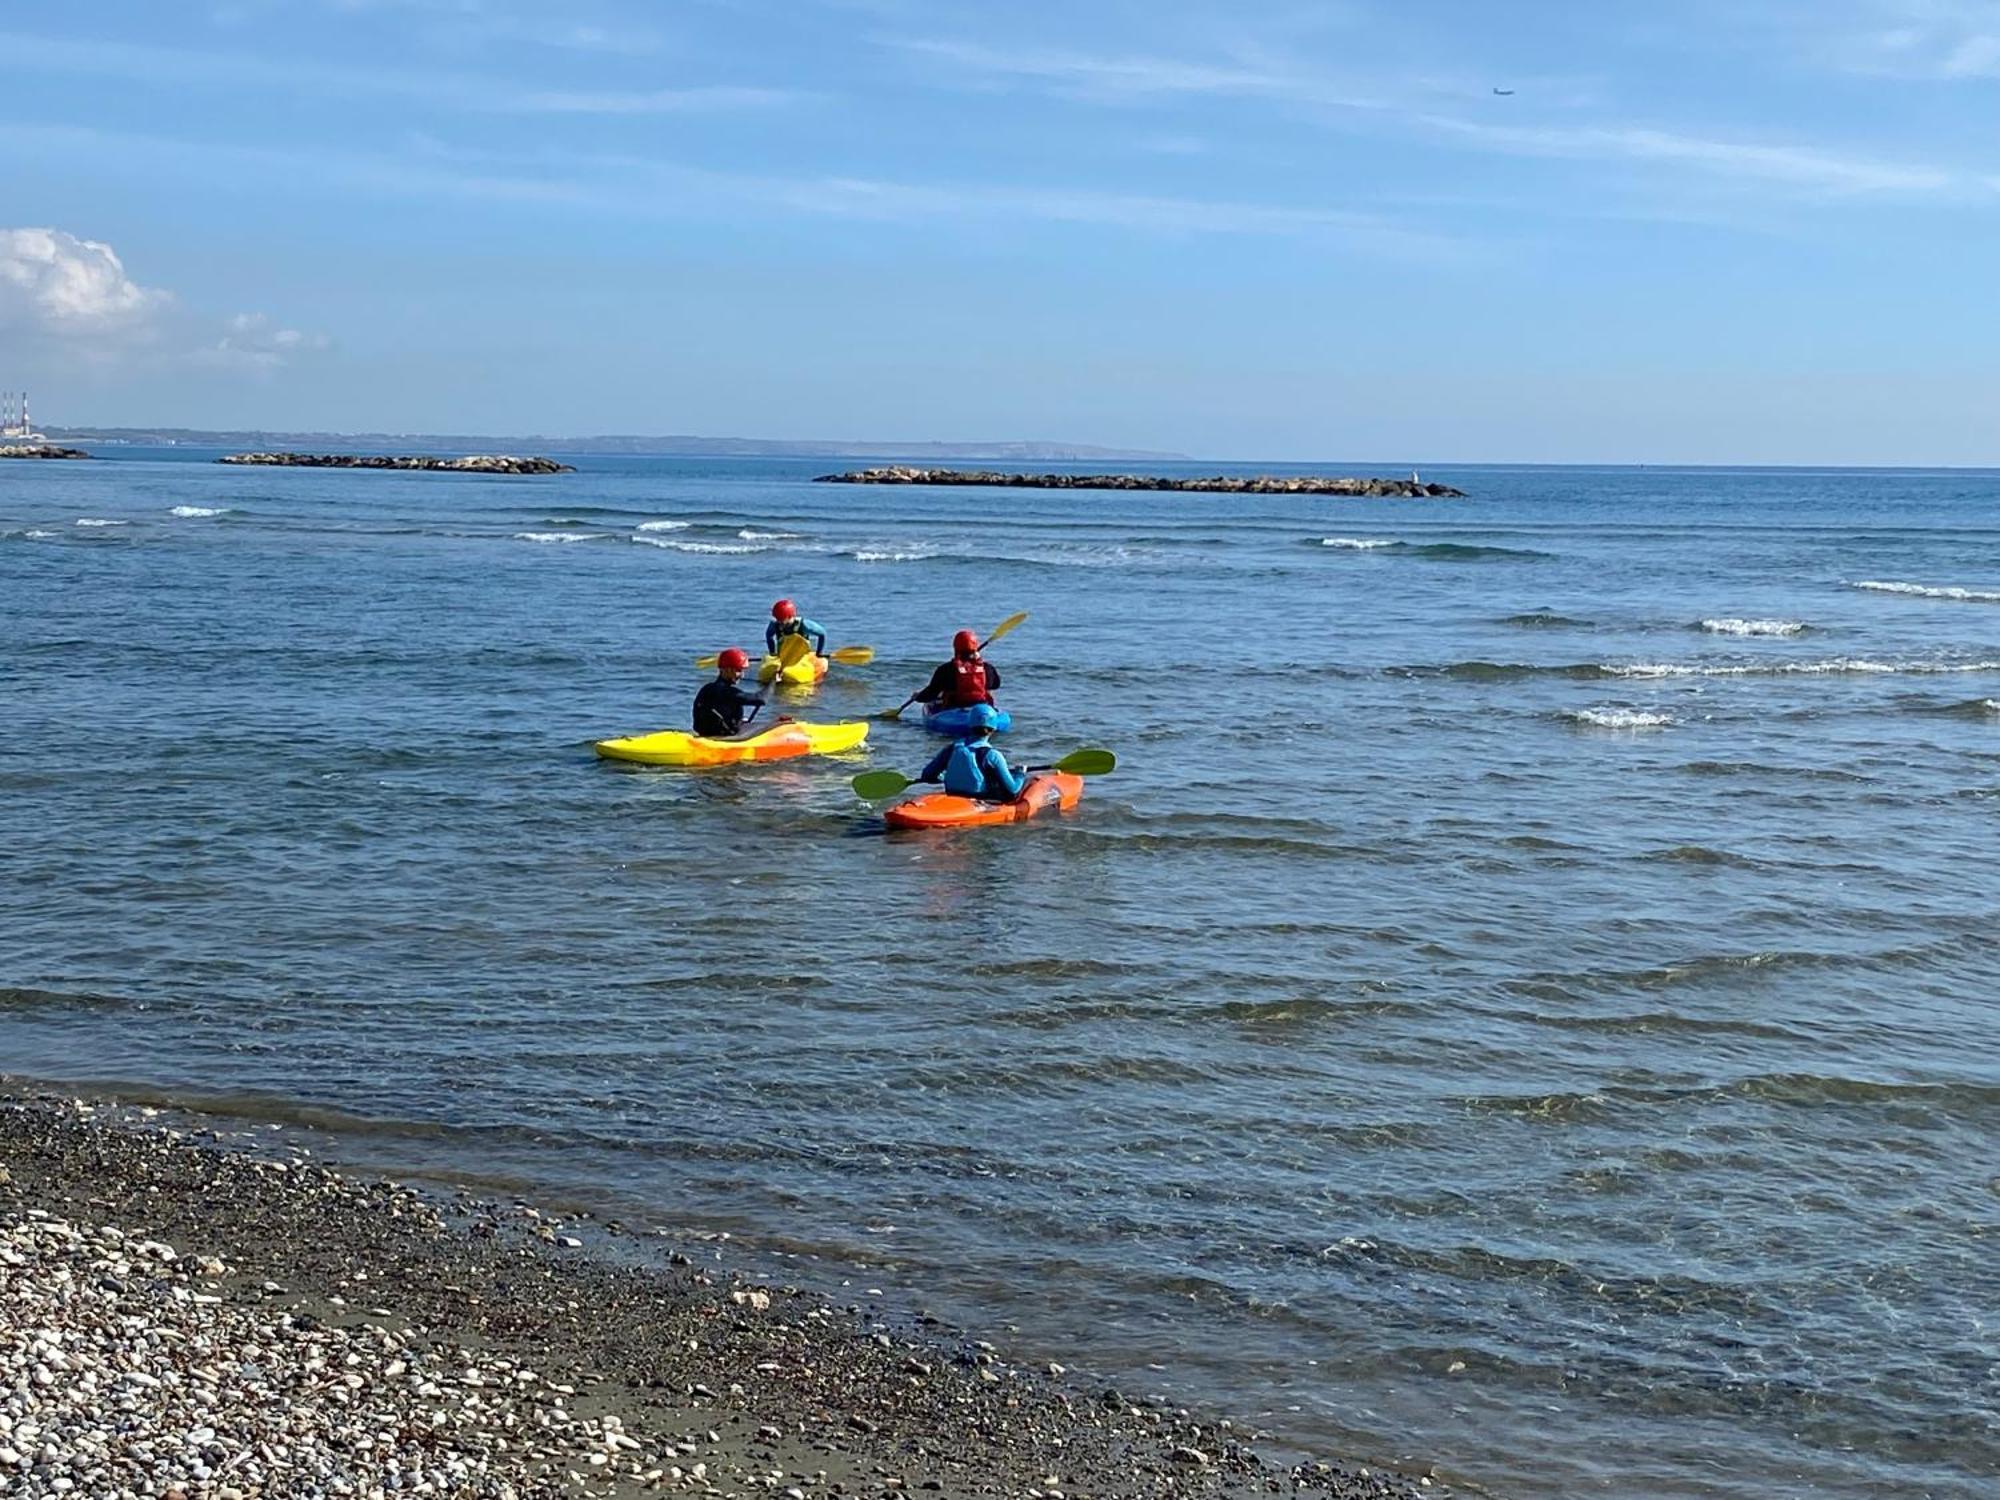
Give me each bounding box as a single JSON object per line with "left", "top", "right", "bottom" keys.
{"left": 911, "top": 628, "right": 1001, "bottom": 711}
{"left": 692, "top": 646, "right": 767, "bottom": 738}
{"left": 764, "top": 598, "right": 828, "bottom": 657}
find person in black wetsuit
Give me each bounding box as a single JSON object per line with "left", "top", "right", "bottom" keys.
{"left": 692, "top": 648, "right": 767, "bottom": 738}
{"left": 911, "top": 628, "right": 1001, "bottom": 710}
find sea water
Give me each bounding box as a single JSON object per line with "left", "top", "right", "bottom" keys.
{"left": 2, "top": 451, "right": 1995, "bottom": 1498}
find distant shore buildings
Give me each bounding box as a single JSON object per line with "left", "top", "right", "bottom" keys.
{"left": 1, "top": 391, "right": 48, "bottom": 441}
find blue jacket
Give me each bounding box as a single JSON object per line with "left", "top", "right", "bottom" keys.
{"left": 766, "top": 616, "right": 828, "bottom": 654}
{"left": 919, "top": 738, "right": 1026, "bottom": 801}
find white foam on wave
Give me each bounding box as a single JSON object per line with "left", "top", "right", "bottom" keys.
{"left": 850, "top": 547, "right": 937, "bottom": 563}
{"left": 1609, "top": 657, "right": 2000, "bottom": 678}
{"left": 1567, "top": 708, "right": 1675, "bottom": 728}
{"left": 1850, "top": 579, "right": 2000, "bottom": 603}
{"left": 1700, "top": 617, "right": 1806, "bottom": 637}
{"left": 75, "top": 518, "right": 127, "bottom": 528}
{"left": 738, "top": 528, "right": 801, "bottom": 541}
{"left": 1320, "top": 537, "right": 1396, "bottom": 549}
{"left": 169, "top": 505, "right": 232, "bottom": 518}
{"left": 635, "top": 519, "right": 691, "bottom": 532}
{"left": 513, "top": 531, "right": 598, "bottom": 543}
{"left": 632, "top": 535, "right": 766, "bottom": 555}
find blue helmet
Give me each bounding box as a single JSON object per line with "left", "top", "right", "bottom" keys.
{"left": 965, "top": 703, "right": 1000, "bottom": 735}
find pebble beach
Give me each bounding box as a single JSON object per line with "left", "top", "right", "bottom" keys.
{"left": 0, "top": 1096, "right": 1431, "bottom": 1500}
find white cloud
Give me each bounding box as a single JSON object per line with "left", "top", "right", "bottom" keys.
{"left": 202, "top": 312, "right": 335, "bottom": 371}
{"left": 0, "top": 226, "right": 325, "bottom": 371}
{"left": 0, "top": 227, "right": 170, "bottom": 337}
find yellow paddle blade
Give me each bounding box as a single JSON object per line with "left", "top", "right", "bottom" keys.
{"left": 830, "top": 645, "right": 875, "bottom": 665}
{"left": 874, "top": 702, "right": 908, "bottom": 720}
{"left": 777, "top": 633, "right": 813, "bottom": 667}
{"left": 983, "top": 610, "right": 1028, "bottom": 647}
{"left": 694, "top": 654, "right": 720, "bottom": 669}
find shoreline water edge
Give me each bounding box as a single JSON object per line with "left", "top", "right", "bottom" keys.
{"left": 0, "top": 1091, "right": 1443, "bottom": 1500}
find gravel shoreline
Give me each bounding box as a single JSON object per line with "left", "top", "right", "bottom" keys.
{"left": 0, "top": 1095, "right": 1437, "bottom": 1499}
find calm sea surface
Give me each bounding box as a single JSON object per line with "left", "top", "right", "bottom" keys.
{"left": 3, "top": 451, "right": 1996, "bottom": 1497}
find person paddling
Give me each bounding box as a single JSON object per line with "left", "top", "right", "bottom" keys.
{"left": 912, "top": 628, "right": 1001, "bottom": 711}
{"left": 765, "top": 599, "right": 828, "bottom": 657}
{"left": 915, "top": 704, "right": 1025, "bottom": 801}
{"left": 693, "top": 648, "right": 767, "bottom": 738}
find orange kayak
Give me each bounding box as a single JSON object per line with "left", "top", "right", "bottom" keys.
{"left": 882, "top": 772, "right": 1083, "bottom": 830}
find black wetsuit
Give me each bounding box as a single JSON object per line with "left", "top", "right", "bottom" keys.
{"left": 692, "top": 678, "right": 766, "bottom": 737}
{"left": 912, "top": 659, "right": 1001, "bottom": 706}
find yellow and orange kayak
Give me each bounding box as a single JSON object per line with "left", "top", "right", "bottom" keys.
{"left": 595, "top": 719, "right": 867, "bottom": 768}
{"left": 882, "top": 772, "right": 1083, "bottom": 830}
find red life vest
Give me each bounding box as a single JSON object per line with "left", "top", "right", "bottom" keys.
{"left": 948, "top": 655, "right": 991, "bottom": 707}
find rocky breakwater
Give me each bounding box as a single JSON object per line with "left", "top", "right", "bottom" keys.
{"left": 218, "top": 452, "right": 575, "bottom": 474}
{"left": 0, "top": 443, "right": 91, "bottom": 460}
{"left": 818, "top": 466, "right": 1465, "bottom": 498}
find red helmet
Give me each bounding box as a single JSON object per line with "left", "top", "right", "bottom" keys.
{"left": 953, "top": 629, "right": 980, "bottom": 656}
{"left": 772, "top": 599, "right": 798, "bottom": 621}
{"left": 717, "top": 647, "right": 750, "bottom": 672}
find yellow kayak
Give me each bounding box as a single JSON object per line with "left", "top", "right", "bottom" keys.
{"left": 595, "top": 719, "right": 868, "bottom": 768}
{"left": 758, "top": 651, "right": 829, "bottom": 685}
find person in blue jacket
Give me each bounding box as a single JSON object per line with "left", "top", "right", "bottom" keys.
{"left": 917, "top": 704, "right": 1026, "bottom": 801}
{"left": 765, "top": 598, "right": 828, "bottom": 656}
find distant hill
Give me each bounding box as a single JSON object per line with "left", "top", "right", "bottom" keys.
{"left": 48, "top": 428, "right": 1188, "bottom": 462}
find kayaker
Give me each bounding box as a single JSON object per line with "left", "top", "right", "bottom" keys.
{"left": 765, "top": 599, "right": 829, "bottom": 657}
{"left": 916, "top": 704, "right": 1025, "bottom": 801}
{"left": 912, "top": 628, "right": 1001, "bottom": 710}
{"left": 692, "top": 648, "right": 767, "bottom": 738}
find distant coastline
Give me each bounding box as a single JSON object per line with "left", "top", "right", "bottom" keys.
{"left": 50, "top": 427, "right": 1185, "bottom": 462}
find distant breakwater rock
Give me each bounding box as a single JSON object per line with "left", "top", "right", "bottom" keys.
{"left": 817, "top": 466, "right": 1465, "bottom": 497}
{"left": 218, "top": 452, "right": 575, "bottom": 475}
{"left": 0, "top": 443, "right": 92, "bottom": 460}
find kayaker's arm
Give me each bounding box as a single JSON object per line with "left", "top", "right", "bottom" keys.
{"left": 978, "top": 744, "right": 1026, "bottom": 800}
{"left": 985, "top": 662, "right": 1002, "bottom": 693}
{"left": 916, "top": 746, "right": 952, "bottom": 784}
{"left": 910, "top": 661, "right": 954, "bottom": 705}
{"left": 805, "top": 619, "right": 829, "bottom": 654}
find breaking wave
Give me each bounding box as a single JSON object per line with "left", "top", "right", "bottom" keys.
{"left": 1320, "top": 537, "right": 1395, "bottom": 550}
{"left": 1393, "top": 657, "right": 2000, "bottom": 682}
{"left": 634, "top": 519, "right": 691, "bottom": 532}
{"left": 1698, "top": 618, "right": 1807, "bottom": 637}
{"left": 850, "top": 548, "right": 938, "bottom": 563}
{"left": 512, "top": 531, "right": 600, "bottom": 544}
{"left": 75, "top": 518, "right": 128, "bottom": 528}
{"left": 737, "top": 528, "right": 802, "bottom": 541}
{"left": 1564, "top": 708, "right": 1675, "bottom": 729}
{"left": 632, "top": 536, "right": 767, "bottom": 555}
{"left": 168, "top": 505, "right": 231, "bottom": 518}
{"left": 1849, "top": 579, "right": 2000, "bottom": 603}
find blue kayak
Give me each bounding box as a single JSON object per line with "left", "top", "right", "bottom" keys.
{"left": 922, "top": 705, "right": 1013, "bottom": 737}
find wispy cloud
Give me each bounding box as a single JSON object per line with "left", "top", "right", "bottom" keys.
{"left": 886, "top": 36, "right": 1389, "bottom": 111}
{"left": 1416, "top": 115, "right": 1958, "bottom": 195}
{"left": 1, "top": 33, "right": 799, "bottom": 117}
{"left": 1820, "top": 0, "right": 2000, "bottom": 77}
{"left": 893, "top": 30, "right": 1987, "bottom": 202}
{"left": 9, "top": 121, "right": 1451, "bottom": 255}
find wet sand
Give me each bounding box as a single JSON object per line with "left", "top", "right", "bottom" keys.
{"left": 0, "top": 1093, "right": 1436, "bottom": 1499}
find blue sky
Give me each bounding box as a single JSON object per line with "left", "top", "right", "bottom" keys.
{"left": 4, "top": 0, "right": 1998, "bottom": 461}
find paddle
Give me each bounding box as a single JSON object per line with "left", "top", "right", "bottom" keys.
{"left": 851, "top": 746, "right": 1115, "bottom": 801}
{"left": 876, "top": 611, "right": 1029, "bottom": 720}
{"left": 777, "top": 633, "right": 814, "bottom": 668}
